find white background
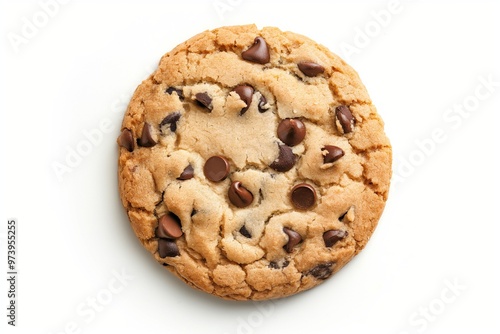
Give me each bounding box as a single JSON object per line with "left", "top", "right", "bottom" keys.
{"left": 1, "top": 0, "right": 499, "bottom": 333}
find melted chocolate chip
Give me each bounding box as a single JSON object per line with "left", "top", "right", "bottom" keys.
{"left": 195, "top": 92, "right": 213, "bottom": 111}
{"left": 298, "top": 61, "right": 325, "bottom": 77}
{"left": 323, "top": 230, "right": 348, "bottom": 247}
{"left": 239, "top": 225, "right": 252, "bottom": 238}
{"left": 160, "top": 112, "right": 181, "bottom": 132}
{"left": 166, "top": 87, "right": 184, "bottom": 100}
{"left": 158, "top": 239, "right": 180, "bottom": 258}
{"left": 233, "top": 85, "right": 254, "bottom": 115}
{"left": 118, "top": 129, "right": 134, "bottom": 152}
{"left": 258, "top": 94, "right": 269, "bottom": 113}
{"left": 322, "top": 145, "right": 345, "bottom": 164}
{"left": 291, "top": 183, "right": 316, "bottom": 210}
{"left": 269, "top": 144, "right": 296, "bottom": 172}
{"left": 137, "top": 123, "right": 157, "bottom": 147}
{"left": 277, "top": 118, "right": 306, "bottom": 146}
{"left": 241, "top": 37, "right": 270, "bottom": 64}
{"left": 157, "top": 213, "right": 183, "bottom": 239}
{"left": 203, "top": 156, "right": 230, "bottom": 182}
{"left": 309, "top": 262, "right": 335, "bottom": 280}
{"left": 335, "top": 105, "right": 354, "bottom": 134}
{"left": 283, "top": 227, "right": 302, "bottom": 253}
{"left": 177, "top": 164, "right": 194, "bottom": 180}
{"left": 228, "top": 181, "right": 253, "bottom": 208}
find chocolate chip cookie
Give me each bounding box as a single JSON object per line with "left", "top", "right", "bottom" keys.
{"left": 117, "top": 25, "right": 391, "bottom": 300}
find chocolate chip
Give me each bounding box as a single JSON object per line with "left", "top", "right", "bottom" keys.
{"left": 195, "top": 92, "right": 213, "bottom": 111}
{"left": 268, "top": 262, "right": 280, "bottom": 269}
{"left": 323, "top": 230, "right": 348, "bottom": 247}
{"left": 283, "top": 227, "right": 302, "bottom": 253}
{"left": 269, "top": 144, "right": 296, "bottom": 172}
{"left": 258, "top": 94, "right": 269, "bottom": 113}
{"left": 158, "top": 239, "right": 179, "bottom": 258}
{"left": 291, "top": 183, "right": 316, "bottom": 210}
{"left": 239, "top": 225, "right": 252, "bottom": 238}
{"left": 228, "top": 181, "right": 254, "bottom": 208}
{"left": 322, "top": 145, "right": 345, "bottom": 164}
{"left": 277, "top": 118, "right": 306, "bottom": 146}
{"left": 242, "top": 37, "right": 270, "bottom": 64}
{"left": 309, "top": 262, "right": 334, "bottom": 280}
{"left": 178, "top": 164, "right": 194, "bottom": 180}
{"left": 269, "top": 260, "right": 289, "bottom": 269}
{"left": 335, "top": 105, "right": 354, "bottom": 134}
{"left": 298, "top": 61, "right": 325, "bottom": 77}
{"left": 204, "top": 156, "right": 230, "bottom": 182}
{"left": 258, "top": 188, "right": 264, "bottom": 204}
{"left": 233, "top": 85, "right": 254, "bottom": 115}
{"left": 157, "top": 213, "right": 183, "bottom": 239}
{"left": 166, "top": 87, "right": 184, "bottom": 100}
{"left": 118, "top": 129, "right": 134, "bottom": 152}
{"left": 160, "top": 112, "right": 181, "bottom": 132}
{"left": 137, "top": 123, "right": 157, "bottom": 147}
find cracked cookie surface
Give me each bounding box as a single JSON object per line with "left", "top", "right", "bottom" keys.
{"left": 117, "top": 25, "right": 392, "bottom": 300}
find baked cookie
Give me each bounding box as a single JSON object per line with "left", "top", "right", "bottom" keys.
{"left": 117, "top": 25, "right": 391, "bottom": 300}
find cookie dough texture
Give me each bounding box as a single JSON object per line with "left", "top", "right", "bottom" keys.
{"left": 117, "top": 25, "right": 391, "bottom": 300}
